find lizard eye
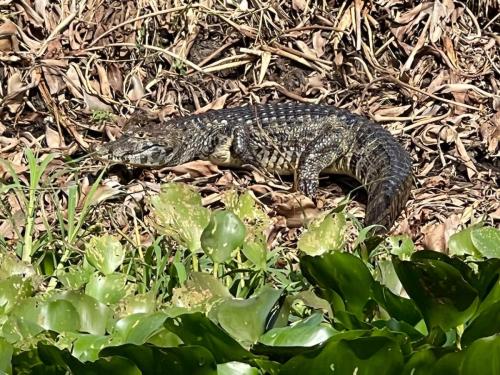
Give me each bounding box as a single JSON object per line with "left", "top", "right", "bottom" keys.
{"left": 136, "top": 131, "right": 146, "bottom": 138}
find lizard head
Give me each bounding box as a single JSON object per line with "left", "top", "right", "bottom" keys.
{"left": 92, "top": 115, "right": 186, "bottom": 167}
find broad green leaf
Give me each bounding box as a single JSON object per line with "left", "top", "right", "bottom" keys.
{"left": 387, "top": 235, "right": 415, "bottom": 259}
{"left": 217, "top": 361, "right": 259, "bottom": 375}
{"left": 0, "top": 338, "right": 13, "bottom": 374}
{"left": 0, "top": 275, "right": 33, "bottom": 314}
{"left": 461, "top": 335, "right": 500, "bottom": 375}
{"left": 39, "top": 299, "right": 80, "bottom": 333}
{"left": 114, "top": 312, "right": 169, "bottom": 345}
{"left": 471, "top": 227, "right": 500, "bottom": 258}
{"left": 259, "top": 313, "right": 335, "bottom": 347}
{"left": 147, "top": 328, "right": 184, "bottom": 347}
{"left": 402, "top": 349, "right": 437, "bottom": 375}
{"left": 72, "top": 334, "right": 113, "bottom": 362}
{"left": 85, "top": 235, "right": 125, "bottom": 275}
{"left": 56, "top": 265, "right": 92, "bottom": 290}
{"left": 448, "top": 227, "right": 480, "bottom": 257}
{"left": 211, "top": 286, "right": 282, "bottom": 347}
{"left": 242, "top": 235, "right": 268, "bottom": 270}
{"left": 100, "top": 344, "right": 217, "bottom": 375}
{"left": 223, "top": 190, "right": 269, "bottom": 227}
{"left": 393, "top": 257, "right": 479, "bottom": 330}
{"left": 462, "top": 301, "right": 500, "bottom": 347}
{"left": 297, "top": 213, "right": 346, "bottom": 256}
{"left": 372, "top": 282, "right": 422, "bottom": 325}
{"left": 201, "top": 210, "right": 246, "bottom": 263}
{"left": 301, "top": 252, "right": 374, "bottom": 319}
{"left": 120, "top": 292, "right": 157, "bottom": 315}
{"left": 0, "top": 253, "right": 35, "bottom": 280}
{"left": 85, "top": 272, "right": 127, "bottom": 304}
{"left": 431, "top": 351, "right": 463, "bottom": 375}
{"left": 165, "top": 312, "right": 254, "bottom": 363}
{"left": 51, "top": 291, "right": 112, "bottom": 335}
{"left": 151, "top": 183, "right": 210, "bottom": 252}
{"left": 281, "top": 334, "right": 404, "bottom": 375}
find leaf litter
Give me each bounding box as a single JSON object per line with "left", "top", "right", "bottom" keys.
{"left": 0, "top": 0, "right": 499, "bottom": 252}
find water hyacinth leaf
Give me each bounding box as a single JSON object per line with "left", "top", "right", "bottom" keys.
{"left": 259, "top": 312, "right": 335, "bottom": 347}
{"left": 300, "top": 252, "right": 374, "bottom": 318}
{"left": 471, "top": 227, "right": 500, "bottom": 258}
{"left": 461, "top": 301, "right": 500, "bottom": 347}
{"left": 85, "top": 272, "right": 127, "bottom": 304}
{"left": 85, "top": 235, "right": 125, "bottom": 275}
{"left": 372, "top": 282, "right": 422, "bottom": 325}
{"left": 114, "top": 312, "right": 170, "bottom": 345}
{"left": 393, "top": 258, "right": 479, "bottom": 330}
{"left": 120, "top": 292, "right": 157, "bottom": 315}
{"left": 281, "top": 335, "right": 404, "bottom": 375}
{"left": 100, "top": 344, "right": 217, "bottom": 375}
{"left": 402, "top": 349, "right": 437, "bottom": 375}
{"left": 461, "top": 335, "right": 500, "bottom": 375}
{"left": 0, "top": 275, "right": 33, "bottom": 314}
{"left": 56, "top": 265, "right": 93, "bottom": 290}
{"left": 151, "top": 183, "right": 210, "bottom": 252}
{"left": 448, "top": 227, "right": 480, "bottom": 257}
{"left": 387, "top": 235, "right": 415, "bottom": 259}
{"left": 39, "top": 299, "right": 80, "bottom": 333}
{"left": 431, "top": 352, "right": 464, "bottom": 375}
{"left": 0, "top": 338, "right": 13, "bottom": 374}
{"left": 242, "top": 235, "right": 268, "bottom": 270}
{"left": 51, "top": 291, "right": 112, "bottom": 336}
{"left": 297, "top": 213, "right": 346, "bottom": 256}
{"left": 165, "top": 312, "right": 254, "bottom": 363}
{"left": 211, "top": 286, "right": 282, "bottom": 347}
{"left": 201, "top": 210, "right": 246, "bottom": 264}
{"left": 223, "top": 190, "right": 269, "bottom": 226}
{"left": 218, "top": 361, "right": 260, "bottom": 375}
{"left": 72, "top": 334, "right": 113, "bottom": 362}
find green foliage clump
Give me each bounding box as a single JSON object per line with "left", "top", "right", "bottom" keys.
{"left": 0, "top": 179, "right": 499, "bottom": 374}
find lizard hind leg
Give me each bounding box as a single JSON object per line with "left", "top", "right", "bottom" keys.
{"left": 296, "top": 130, "right": 350, "bottom": 198}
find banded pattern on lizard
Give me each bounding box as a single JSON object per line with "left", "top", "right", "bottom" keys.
{"left": 92, "top": 102, "right": 413, "bottom": 232}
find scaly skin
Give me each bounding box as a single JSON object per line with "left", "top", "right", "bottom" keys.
{"left": 92, "top": 102, "right": 413, "bottom": 232}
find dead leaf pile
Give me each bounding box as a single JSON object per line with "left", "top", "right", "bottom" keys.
{"left": 0, "top": 0, "right": 498, "bottom": 249}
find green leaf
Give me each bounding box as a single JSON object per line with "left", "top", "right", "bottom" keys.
{"left": 259, "top": 313, "right": 335, "bottom": 347}
{"left": 56, "top": 265, "right": 92, "bottom": 290}
{"left": 462, "top": 301, "right": 500, "bottom": 347}
{"left": 301, "top": 252, "right": 374, "bottom": 319}
{"left": 85, "top": 272, "right": 127, "bottom": 304}
{"left": 393, "top": 257, "right": 479, "bottom": 330}
{"left": 281, "top": 334, "right": 404, "bottom": 375}
{"left": 217, "top": 362, "right": 260, "bottom": 375}
{"left": 114, "top": 312, "right": 170, "bottom": 345}
{"left": 242, "top": 235, "right": 268, "bottom": 270}
{"left": 372, "top": 282, "right": 422, "bottom": 325}
{"left": 151, "top": 183, "right": 210, "bottom": 252}
{"left": 39, "top": 299, "right": 80, "bottom": 333}
{"left": 201, "top": 210, "right": 246, "bottom": 264}
{"left": 402, "top": 349, "right": 437, "bottom": 375}
{"left": 85, "top": 235, "right": 125, "bottom": 275}
{"left": 100, "top": 344, "right": 217, "bottom": 375}
{"left": 386, "top": 235, "right": 415, "bottom": 259}
{"left": 431, "top": 351, "right": 464, "bottom": 375}
{"left": 461, "top": 335, "right": 500, "bottom": 375}
{"left": 297, "top": 213, "right": 346, "bottom": 256}
{"left": 165, "top": 312, "right": 254, "bottom": 363}
{"left": 211, "top": 286, "right": 282, "bottom": 347}
{"left": 448, "top": 227, "right": 480, "bottom": 257}
{"left": 51, "top": 291, "right": 112, "bottom": 335}
{"left": 0, "top": 275, "right": 33, "bottom": 314}
{"left": 0, "top": 338, "right": 13, "bottom": 374}
{"left": 72, "top": 334, "right": 113, "bottom": 362}
{"left": 471, "top": 227, "right": 500, "bottom": 258}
